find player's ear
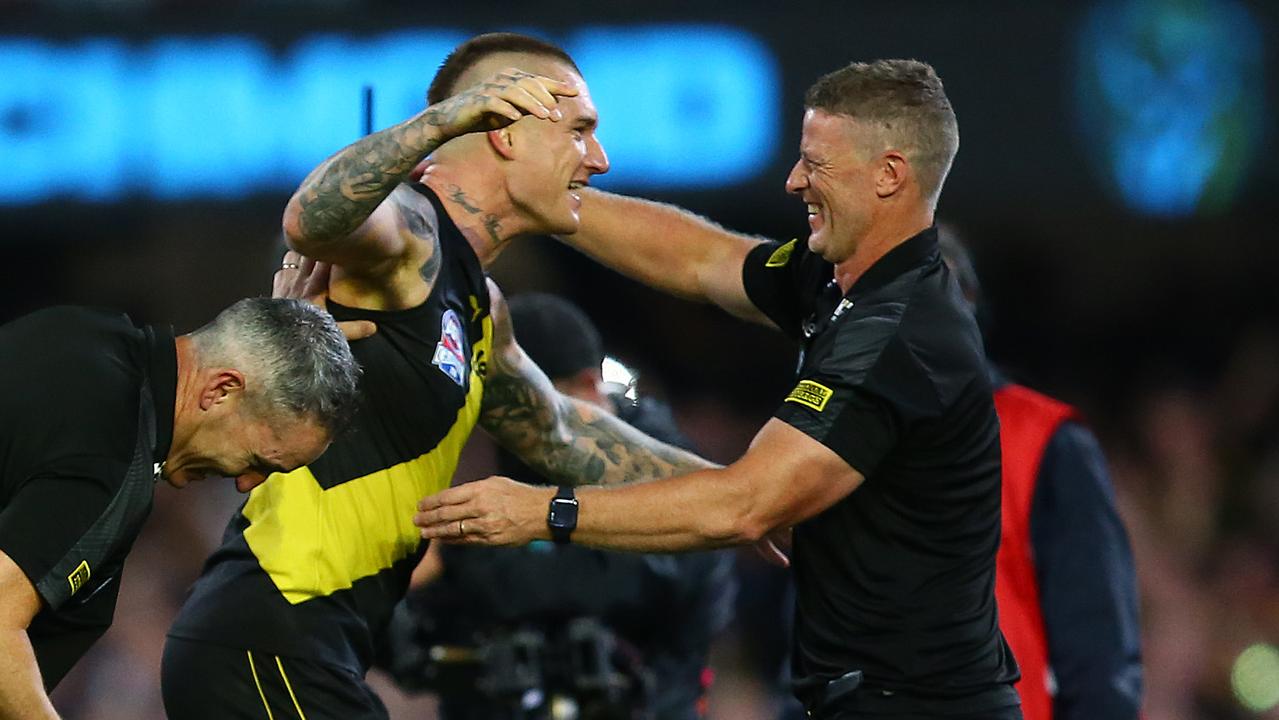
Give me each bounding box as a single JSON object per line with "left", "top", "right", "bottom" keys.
{"left": 487, "top": 128, "right": 517, "bottom": 160}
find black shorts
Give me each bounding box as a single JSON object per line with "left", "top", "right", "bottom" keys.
{"left": 161, "top": 636, "right": 389, "bottom": 720}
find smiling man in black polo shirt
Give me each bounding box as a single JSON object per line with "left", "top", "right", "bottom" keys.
{"left": 415, "top": 59, "right": 1021, "bottom": 719}
{"left": 0, "top": 298, "right": 359, "bottom": 718}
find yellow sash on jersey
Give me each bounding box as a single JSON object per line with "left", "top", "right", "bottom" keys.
{"left": 242, "top": 319, "right": 491, "bottom": 605}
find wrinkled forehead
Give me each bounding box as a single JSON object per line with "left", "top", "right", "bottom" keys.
{"left": 454, "top": 52, "right": 596, "bottom": 120}
{"left": 800, "top": 107, "right": 882, "bottom": 156}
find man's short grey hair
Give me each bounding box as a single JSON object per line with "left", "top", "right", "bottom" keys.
{"left": 190, "top": 298, "right": 361, "bottom": 435}
{"left": 805, "top": 59, "right": 959, "bottom": 208}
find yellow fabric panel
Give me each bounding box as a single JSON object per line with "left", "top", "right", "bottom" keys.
{"left": 242, "top": 319, "right": 491, "bottom": 605}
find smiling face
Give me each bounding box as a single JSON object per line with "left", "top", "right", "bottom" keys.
{"left": 163, "top": 407, "right": 331, "bottom": 493}
{"left": 784, "top": 108, "right": 882, "bottom": 264}
{"left": 501, "top": 60, "right": 610, "bottom": 235}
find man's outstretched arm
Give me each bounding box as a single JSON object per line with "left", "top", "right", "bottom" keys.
{"left": 563, "top": 189, "right": 774, "bottom": 325}
{"left": 418, "top": 418, "right": 864, "bottom": 552}
{"left": 478, "top": 280, "right": 712, "bottom": 487}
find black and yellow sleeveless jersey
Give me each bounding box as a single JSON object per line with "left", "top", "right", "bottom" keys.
{"left": 168, "top": 185, "right": 491, "bottom": 672}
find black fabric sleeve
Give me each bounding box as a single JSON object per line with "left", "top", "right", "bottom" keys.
{"left": 772, "top": 318, "right": 921, "bottom": 478}
{"left": 0, "top": 470, "right": 122, "bottom": 610}
{"left": 741, "top": 240, "right": 808, "bottom": 339}
{"left": 27, "top": 569, "right": 121, "bottom": 689}
{"left": 774, "top": 381, "right": 900, "bottom": 479}
{"left": 1031, "top": 422, "right": 1143, "bottom": 720}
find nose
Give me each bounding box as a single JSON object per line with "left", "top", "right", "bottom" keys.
{"left": 236, "top": 471, "right": 268, "bottom": 493}
{"left": 785, "top": 158, "right": 808, "bottom": 195}
{"left": 585, "top": 135, "right": 610, "bottom": 175}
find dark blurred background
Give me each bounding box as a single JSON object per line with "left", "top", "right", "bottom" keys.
{"left": 4, "top": 0, "right": 1278, "bottom": 718}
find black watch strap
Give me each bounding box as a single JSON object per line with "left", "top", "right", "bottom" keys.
{"left": 547, "top": 485, "right": 578, "bottom": 544}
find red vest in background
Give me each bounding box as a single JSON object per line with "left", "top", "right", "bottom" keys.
{"left": 993, "top": 384, "right": 1079, "bottom": 720}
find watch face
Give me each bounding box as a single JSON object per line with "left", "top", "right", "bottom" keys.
{"left": 549, "top": 497, "right": 578, "bottom": 527}
{"left": 548, "top": 489, "right": 578, "bottom": 544}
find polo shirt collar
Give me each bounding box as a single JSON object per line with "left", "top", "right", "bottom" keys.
{"left": 846, "top": 225, "right": 940, "bottom": 298}
{"left": 145, "top": 324, "right": 177, "bottom": 464}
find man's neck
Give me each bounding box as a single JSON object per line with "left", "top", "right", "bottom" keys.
{"left": 168, "top": 335, "right": 200, "bottom": 464}
{"left": 833, "top": 210, "right": 933, "bottom": 293}
{"left": 421, "top": 171, "right": 528, "bottom": 268}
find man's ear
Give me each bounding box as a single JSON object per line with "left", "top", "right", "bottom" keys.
{"left": 875, "top": 150, "right": 910, "bottom": 198}
{"left": 487, "top": 127, "right": 517, "bottom": 160}
{"left": 199, "top": 369, "right": 246, "bottom": 411}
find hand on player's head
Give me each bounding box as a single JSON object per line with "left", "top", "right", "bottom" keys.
{"left": 424, "top": 68, "right": 577, "bottom": 140}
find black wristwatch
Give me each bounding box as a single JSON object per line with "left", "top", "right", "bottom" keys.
{"left": 546, "top": 486, "right": 578, "bottom": 544}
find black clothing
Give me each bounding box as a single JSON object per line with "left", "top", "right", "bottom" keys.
{"left": 162, "top": 637, "right": 389, "bottom": 720}
{"left": 0, "top": 306, "right": 175, "bottom": 688}
{"left": 165, "top": 183, "right": 492, "bottom": 693}
{"left": 507, "top": 293, "right": 603, "bottom": 379}
{"left": 1029, "top": 420, "right": 1143, "bottom": 719}
{"left": 740, "top": 229, "right": 1019, "bottom": 713}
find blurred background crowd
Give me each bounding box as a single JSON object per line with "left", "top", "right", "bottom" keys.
{"left": 2, "top": 0, "right": 1276, "bottom": 718}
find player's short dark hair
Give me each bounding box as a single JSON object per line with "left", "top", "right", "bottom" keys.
{"left": 508, "top": 293, "right": 602, "bottom": 380}
{"left": 427, "top": 32, "right": 580, "bottom": 105}
{"left": 805, "top": 59, "right": 959, "bottom": 206}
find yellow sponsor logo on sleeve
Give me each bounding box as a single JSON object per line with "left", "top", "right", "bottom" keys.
{"left": 785, "top": 380, "right": 833, "bottom": 412}
{"left": 765, "top": 239, "right": 798, "bottom": 267}
{"left": 67, "top": 560, "right": 90, "bottom": 596}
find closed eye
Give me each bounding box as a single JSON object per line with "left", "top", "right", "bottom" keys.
{"left": 252, "top": 455, "right": 290, "bottom": 476}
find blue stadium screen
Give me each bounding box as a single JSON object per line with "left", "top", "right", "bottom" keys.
{"left": 0, "top": 26, "right": 779, "bottom": 204}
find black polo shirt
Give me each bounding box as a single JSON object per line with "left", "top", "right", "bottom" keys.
{"left": 742, "top": 228, "right": 1019, "bottom": 707}
{"left": 0, "top": 306, "right": 175, "bottom": 688}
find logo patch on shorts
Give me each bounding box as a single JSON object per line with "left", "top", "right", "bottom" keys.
{"left": 765, "top": 239, "right": 798, "bottom": 267}
{"left": 432, "top": 309, "right": 469, "bottom": 386}
{"left": 67, "top": 560, "right": 91, "bottom": 596}
{"left": 785, "top": 380, "right": 833, "bottom": 412}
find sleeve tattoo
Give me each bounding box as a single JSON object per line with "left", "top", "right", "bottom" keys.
{"left": 478, "top": 305, "right": 714, "bottom": 487}
{"left": 293, "top": 123, "right": 444, "bottom": 244}
{"left": 291, "top": 86, "right": 526, "bottom": 245}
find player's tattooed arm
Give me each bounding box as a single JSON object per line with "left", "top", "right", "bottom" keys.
{"left": 478, "top": 281, "right": 715, "bottom": 487}
{"left": 286, "top": 69, "right": 574, "bottom": 248}
{"left": 288, "top": 121, "right": 447, "bottom": 246}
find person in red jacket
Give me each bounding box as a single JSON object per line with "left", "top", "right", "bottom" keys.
{"left": 939, "top": 231, "right": 1144, "bottom": 720}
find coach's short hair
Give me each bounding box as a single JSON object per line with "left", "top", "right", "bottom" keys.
{"left": 427, "top": 32, "right": 580, "bottom": 105}
{"left": 805, "top": 59, "right": 959, "bottom": 207}
{"left": 190, "top": 298, "right": 360, "bottom": 435}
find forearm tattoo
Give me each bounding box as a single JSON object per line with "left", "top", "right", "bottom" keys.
{"left": 294, "top": 71, "right": 539, "bottom": 244}
{"left": 480, "top": 355, "right": 711, "bottom": 487}
{"left": 294, "top": 118, "right": 446, "bottom": 244}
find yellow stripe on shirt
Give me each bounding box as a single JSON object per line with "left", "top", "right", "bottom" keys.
{"left": 243, "top": 319, "right": 491, "bottom": 605}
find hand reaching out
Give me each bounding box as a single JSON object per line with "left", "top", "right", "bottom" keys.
{"left": 415, "top": 476, "right": 552, "bottom": 547}
{"left": 273, "top": 250, "right": 377, "bottom": 341}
